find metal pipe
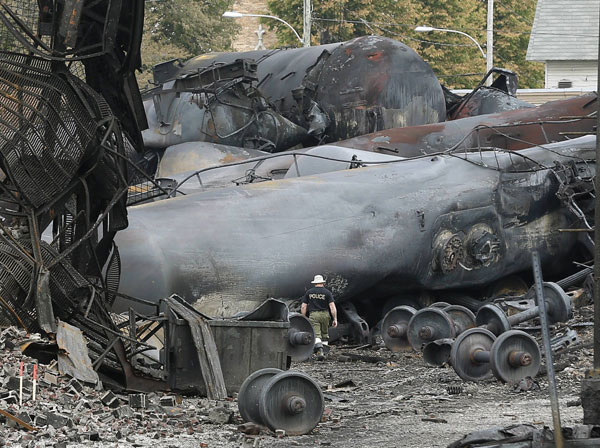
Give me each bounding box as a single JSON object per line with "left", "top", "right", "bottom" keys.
{"left": 595, "top": 1, "right": 600, "bottom": 371}
{"left": 532, "top": 251, "right": 564, "bottom": 448}
{"left": 486, "top": 0, "right": 494, "bottom": 87}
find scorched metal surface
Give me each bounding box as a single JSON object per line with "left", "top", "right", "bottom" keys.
{"left": 114, "top": 137, "right": 595, "bottom": 317}
{"left": 337, "top": 94, "right": 597, "bottom": 156}
{"left": 154, "top": 36, "right": 446, "bottom": 144}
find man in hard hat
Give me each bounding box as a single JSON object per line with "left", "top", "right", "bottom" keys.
{"left": 301, "top": 274, "right": 338, "bottom": 360}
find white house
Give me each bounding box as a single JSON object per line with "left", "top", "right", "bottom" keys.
{"left": 526, "top": 0, "right": 599, "bottom": 89}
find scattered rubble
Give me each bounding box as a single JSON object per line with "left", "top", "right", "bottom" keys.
{"left": 0, "top": 304, "right": 592, "bottom": 447}
{"left": 0, "top": 327, "right": 243, "bottom": 447}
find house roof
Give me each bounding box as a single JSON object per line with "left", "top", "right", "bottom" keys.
{"left": 526, "top": 0, "right": 599, "bottom": 61}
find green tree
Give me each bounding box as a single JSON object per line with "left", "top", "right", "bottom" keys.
{"left": 137, "top": 0, "right": 239, "bottom": 88}
{"left": 265, "top": 0, "right": 544, "bottom": 89}
{"left": 493, "top": 0, "right": 544, "bottom": 88}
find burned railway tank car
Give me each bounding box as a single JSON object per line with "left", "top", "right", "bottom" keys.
{"left": 114, "top": 137, "right": 594, "bottom": 319}
{"left": 152, "top": 35, "right": 446, "bottom": 144}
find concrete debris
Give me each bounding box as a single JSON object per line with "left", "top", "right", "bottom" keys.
{"left": 0, "top": 327, "right": 239, "bottom": 446}
{"left": 208, "top": 406, "right": 234, "bottom": 425}
{"left": 447, "top": 423, "right": 600, "bottom": 447}
{"left": 238, "top": 422, "right": 265, "bottom": 435}
{"left": 512, "top": 377, "right": 540, "bottom": 393}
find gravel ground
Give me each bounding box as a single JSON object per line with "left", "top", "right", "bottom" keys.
{"left": 4, "top": 307, "right": 596, "bottom": 448}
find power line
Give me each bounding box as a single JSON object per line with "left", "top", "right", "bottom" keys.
{"left": 314, "top": 18, "right": 481, "bottom": 48}
{"left": 312, "top": 16, "right": 600, "bottom": 39}
{"left": 495, "top": 1, "right": 535, "bottom": 25}
{"left": 313, "top": 16, "right": 484, "bottom": 32}
{"left": 372, "top": 23, "right": 480, "bottom": 47}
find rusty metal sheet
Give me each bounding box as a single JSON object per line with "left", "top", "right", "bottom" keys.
{"left": 165, "top": 297, "right": 227, "bottom": 400}
{"left": 336, "top": 93, "right": 597, "bottom": 157}
{"left": 56, "top": 321, "right": 99, "bottom": 385}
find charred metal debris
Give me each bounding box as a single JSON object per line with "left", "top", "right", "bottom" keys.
{"left": 0, "top": 3, "right": 597, "bottom": 436}
{"left": 0, "top": 1, "right": 315, "bottom": 399}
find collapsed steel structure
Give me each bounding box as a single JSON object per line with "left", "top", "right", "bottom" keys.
{"left": 0, "top": 0, "right": 156, "bottom": 390}
{"left": 0, "top": 1, "right": 309, "bottom": 395}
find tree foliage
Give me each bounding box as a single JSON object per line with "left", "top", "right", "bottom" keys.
{"left": 265, "top": 0, "right": 544, "bottom": 88}
{"left": 137, "top": 0, "right": 239, "bottom": 88}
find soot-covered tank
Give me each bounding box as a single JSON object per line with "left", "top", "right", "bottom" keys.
{"left": 151, "top": 35, "right": 446, "bottom": 145}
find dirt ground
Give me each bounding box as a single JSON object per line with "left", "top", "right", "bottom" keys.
{"left": 58, "top": 306, "right": 595, "bottom": 448}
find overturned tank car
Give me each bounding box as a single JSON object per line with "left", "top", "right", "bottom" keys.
{"left": 115, "top": 136, "right": 596, "bottom": 326}
{"left": 146, "top": 36, "right": 447, "bottom": 151}
{"left": 128, "top": 93, "right": 596, "bottom": 200}
{"left": 338, "top": 93, "right": 597, "bottom": 156}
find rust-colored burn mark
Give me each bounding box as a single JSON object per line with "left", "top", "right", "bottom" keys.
{"left": 206, "top": 119, "right": 217, "bottom": 140}
{"left": 366, "top": 73, "right": 389, "bottom": 104}
{"left": 220, "top": 153, "right": 248, "bottom": 164}
{"left": 69, "top": 8, "right": 78, "bottom": 26}
{"left": 335, "top": 93, "right": 597, "bottom": 155}
{"left": 345, "top": 48, "right": 353, "bottom": 56}
{"left": 367, "top": 52, "right": 383, "bottom": 62}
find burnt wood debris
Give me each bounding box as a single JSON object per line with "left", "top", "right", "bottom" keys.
{"left": 0, "top": 0, "right": 597, "bottom": 445}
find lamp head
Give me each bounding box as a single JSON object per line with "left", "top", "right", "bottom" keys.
{"left": 223, "top": 11, "right": 244, "bottom": 18}
{"left": 414, "top": 26, "right": 434, "bottom": 32}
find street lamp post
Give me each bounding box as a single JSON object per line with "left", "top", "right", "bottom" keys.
{"left": 415, "top": 25, "right": 492, "bottom": 86}
{"left": 223, "top": 11, "right": 308, "bottom": 47}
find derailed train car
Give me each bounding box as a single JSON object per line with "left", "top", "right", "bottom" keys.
{"left": 144, "top": 36, "right": 447, "bottom": 152}
{"left": 338, "top": 93, "right": 597, "bottom": 156}
{"left": 134, "top": 93, "right": 596, "bottom": 197}
{"left": 115, "top": 137, "right": 595, "bottom": 325}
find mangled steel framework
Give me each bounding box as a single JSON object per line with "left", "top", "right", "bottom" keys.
{"left": 0, "top": 0, "right": 171, "bottom": 391}
{"left": 0, "top": 1, "right": 304, "bottom": 395}
{"left": 143, "top": 59, "right": 310, "bottom": 153}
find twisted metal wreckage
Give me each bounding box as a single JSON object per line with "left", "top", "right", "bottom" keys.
{"left": 0, "top": 1, "right": 311, "bottom": 398}
{"left": 0, "top": 1, "right": 596, "bottom": 397}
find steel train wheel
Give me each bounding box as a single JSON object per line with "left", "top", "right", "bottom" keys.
{"left": 490, "top": 330, "right": 541, "bottom": 383}
{"left": 450, "top": 328, "right": 496, "bottom": 382}
{"left": 407, "top": 307, "right": 456, "bottom": 351}
{"left": 258, "top": 370, "right": 324, "bottom": 435}
{"left": 381, "top": 305, "right": 417, "bottom": 352}
{"left": 287, "top": 313, "right": 315, "bottom": 362}
{"left": 238, "top": 368, "right": 282, "bottom": 424}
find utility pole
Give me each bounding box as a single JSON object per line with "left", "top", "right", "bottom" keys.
{"left": 581, "top": 0, "right": 600, "bottom": 426}
{"left": 303, "top": 0, "right": 311, "bottom": 47}
{"left": 486, "top": 0, "right": 494, "bottom": 86}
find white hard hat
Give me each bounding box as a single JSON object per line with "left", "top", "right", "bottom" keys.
{"left": 311, "top": 274, "right": 325, "bottom": 284}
